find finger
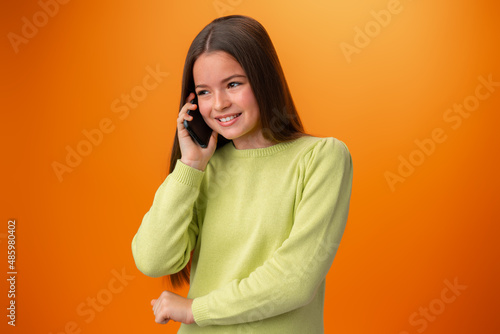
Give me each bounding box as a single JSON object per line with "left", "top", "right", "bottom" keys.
{"left": 152, "top": 299, "right": 160, "bottom": 314}
{"left": 184, "top": 92, "right": 195, "bottom": 104}
{"left": 177, "top": 103, "right": 196, "bottom": 124}
{"left": 182, "top": 111, "right": 194, "bottom": 121}
{"left": 153, "top": 306, "right": 170, "bottom": 325}
{"left": 151, "top": 299, "right": 156, "bottom": 307}
{"left": 177, "top": 114, "right": 193, "bottom": 134}
{"left": 177, "top": 115, "right": 191, "bottom": 134}
{"left": 207, "top": 130, "right": 218, "bottom": 150}
{"left": 156, "top": 315, "right": 170, "bottom": 325}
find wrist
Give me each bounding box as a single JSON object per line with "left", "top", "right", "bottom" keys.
{"left": 186, "top": 298, "right": 195, "bottom": 324}
{"left": 180, "top": 158, "right": 206, "bottom": 171}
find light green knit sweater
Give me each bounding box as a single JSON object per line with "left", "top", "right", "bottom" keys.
{"left": 131, "top": 135, "right": 353, "bottom": 333}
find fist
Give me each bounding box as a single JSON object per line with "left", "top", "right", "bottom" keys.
{"left": 151, "top": 290, "right": 195, "bottom": 325}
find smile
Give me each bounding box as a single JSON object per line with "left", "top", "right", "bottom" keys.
{"left": 215, "top": 113, "right": 242, "bottom": 127}
{"left": 216, "top": 113, "right": 242, "bottom": 123}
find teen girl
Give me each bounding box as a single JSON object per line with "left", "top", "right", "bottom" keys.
{"left": 132, "top": 15, "right": 353, "bottom": 333}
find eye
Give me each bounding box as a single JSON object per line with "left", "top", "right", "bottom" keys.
{"left": 196, "top": 90, "right": 209, "bottom": 96}
{"left": 228, "top": 82, "right": 242, "bottom": 89}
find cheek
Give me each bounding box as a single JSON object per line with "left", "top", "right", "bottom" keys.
{"left": 237, "top": 88, "right": 259, "bottom": 114}
{"left": 198, "top": 100, "right": 211, "bottom": 119}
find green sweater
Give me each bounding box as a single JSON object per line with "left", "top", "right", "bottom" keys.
{"left": 131, "top": 135, "right": 353, "bottom": 333}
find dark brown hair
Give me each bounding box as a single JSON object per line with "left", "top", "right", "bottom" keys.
{"left": 166, "top": 15, "right": 306, "bottom": 288}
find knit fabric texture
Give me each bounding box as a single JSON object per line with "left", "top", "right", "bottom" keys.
{"left": 132, "top": 135, "right": 353, "bottom": 333}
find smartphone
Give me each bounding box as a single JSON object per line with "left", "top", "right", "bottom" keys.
{"left": 183, "top": 94, "right": 212, "bottom": 148}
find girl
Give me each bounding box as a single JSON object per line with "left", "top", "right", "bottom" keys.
{"left": 132, "top": 15, "right": 353, "bottom": 333}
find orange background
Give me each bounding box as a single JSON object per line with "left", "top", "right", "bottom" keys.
{"left": 1, "top": 0, "right": 499, "bottom": 333}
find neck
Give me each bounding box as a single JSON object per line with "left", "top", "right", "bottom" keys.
{"left": 232, "top": 132, "right": 276, "bottom": 150}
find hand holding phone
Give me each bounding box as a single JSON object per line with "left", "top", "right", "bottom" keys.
{"left": 183, "top": 95, "right": 213, "bottom": 148}
{"left": 176, "top": 93, "right": 217, "bottom": 171}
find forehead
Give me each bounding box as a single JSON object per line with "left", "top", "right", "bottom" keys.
{"left": 193, "top": 51, "right": 245, "bottom": 82}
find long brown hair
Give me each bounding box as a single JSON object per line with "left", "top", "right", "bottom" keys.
{"left": 166, "top": 15, "right": 306, "bottom": 288}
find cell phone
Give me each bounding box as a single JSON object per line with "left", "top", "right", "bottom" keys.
{"left": 183, "top": 94, "right": 212, "bottom": 148}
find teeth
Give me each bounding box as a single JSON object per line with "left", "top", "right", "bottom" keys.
{"left": 218, "top": 114, "right": 240, "bottom": 122}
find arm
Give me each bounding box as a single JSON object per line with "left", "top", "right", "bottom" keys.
{"left": 131, "top": 160, "right": 205, "bottom": 277}
{"left": 191, "top": 138, "right": 353, "bottom": 326}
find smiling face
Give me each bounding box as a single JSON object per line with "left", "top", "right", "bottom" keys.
{"left": 193, "top": 51, "right": 274, "bottom": 150}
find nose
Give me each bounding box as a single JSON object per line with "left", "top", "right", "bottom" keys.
{"left": 213, "top": 91, "right": 231, "bottom": 112}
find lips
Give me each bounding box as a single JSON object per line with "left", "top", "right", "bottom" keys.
{"left": 216, "top": 113, "right": 242, "bottom": 122}
{"left": 215, "top": 113, "right": 242, "bottom": 127}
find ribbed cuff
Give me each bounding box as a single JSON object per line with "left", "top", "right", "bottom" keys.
{"left": 171, "top": 159, "right": 205, "bottom": 188}
{"left": 192, "top": 296, "right": 211, "bottom": 327}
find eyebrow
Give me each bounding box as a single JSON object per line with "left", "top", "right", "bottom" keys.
{"left": 195, "top": 74, "right": 247, "bottom": 89}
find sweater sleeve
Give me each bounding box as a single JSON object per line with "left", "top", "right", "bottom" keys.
{"left": 191, "top": 138, "right": 353, "bottom": 326}
{"left": 131, "top": 160, "right": 205, "bottom": 278}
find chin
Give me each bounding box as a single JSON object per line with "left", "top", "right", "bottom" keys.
{"left": 214, "top": 126, "right": 240, "bottom": 139}
{"left": 217, "top": 132, "right": 239, "bottom": 141}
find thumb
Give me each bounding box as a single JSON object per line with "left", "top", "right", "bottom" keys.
{"left": 208, "top": 131, "right": 218, "bottom": 150}
{"left": 151, "top": 299, "right": 156, "bottom": 306}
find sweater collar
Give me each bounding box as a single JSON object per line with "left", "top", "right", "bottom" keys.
{"left": 226, "top": 136, "right": 308, "bottom": 158}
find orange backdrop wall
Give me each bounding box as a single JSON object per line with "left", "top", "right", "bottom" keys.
{"left": 1, "top": 0, "right": 499, "bottom": 333}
